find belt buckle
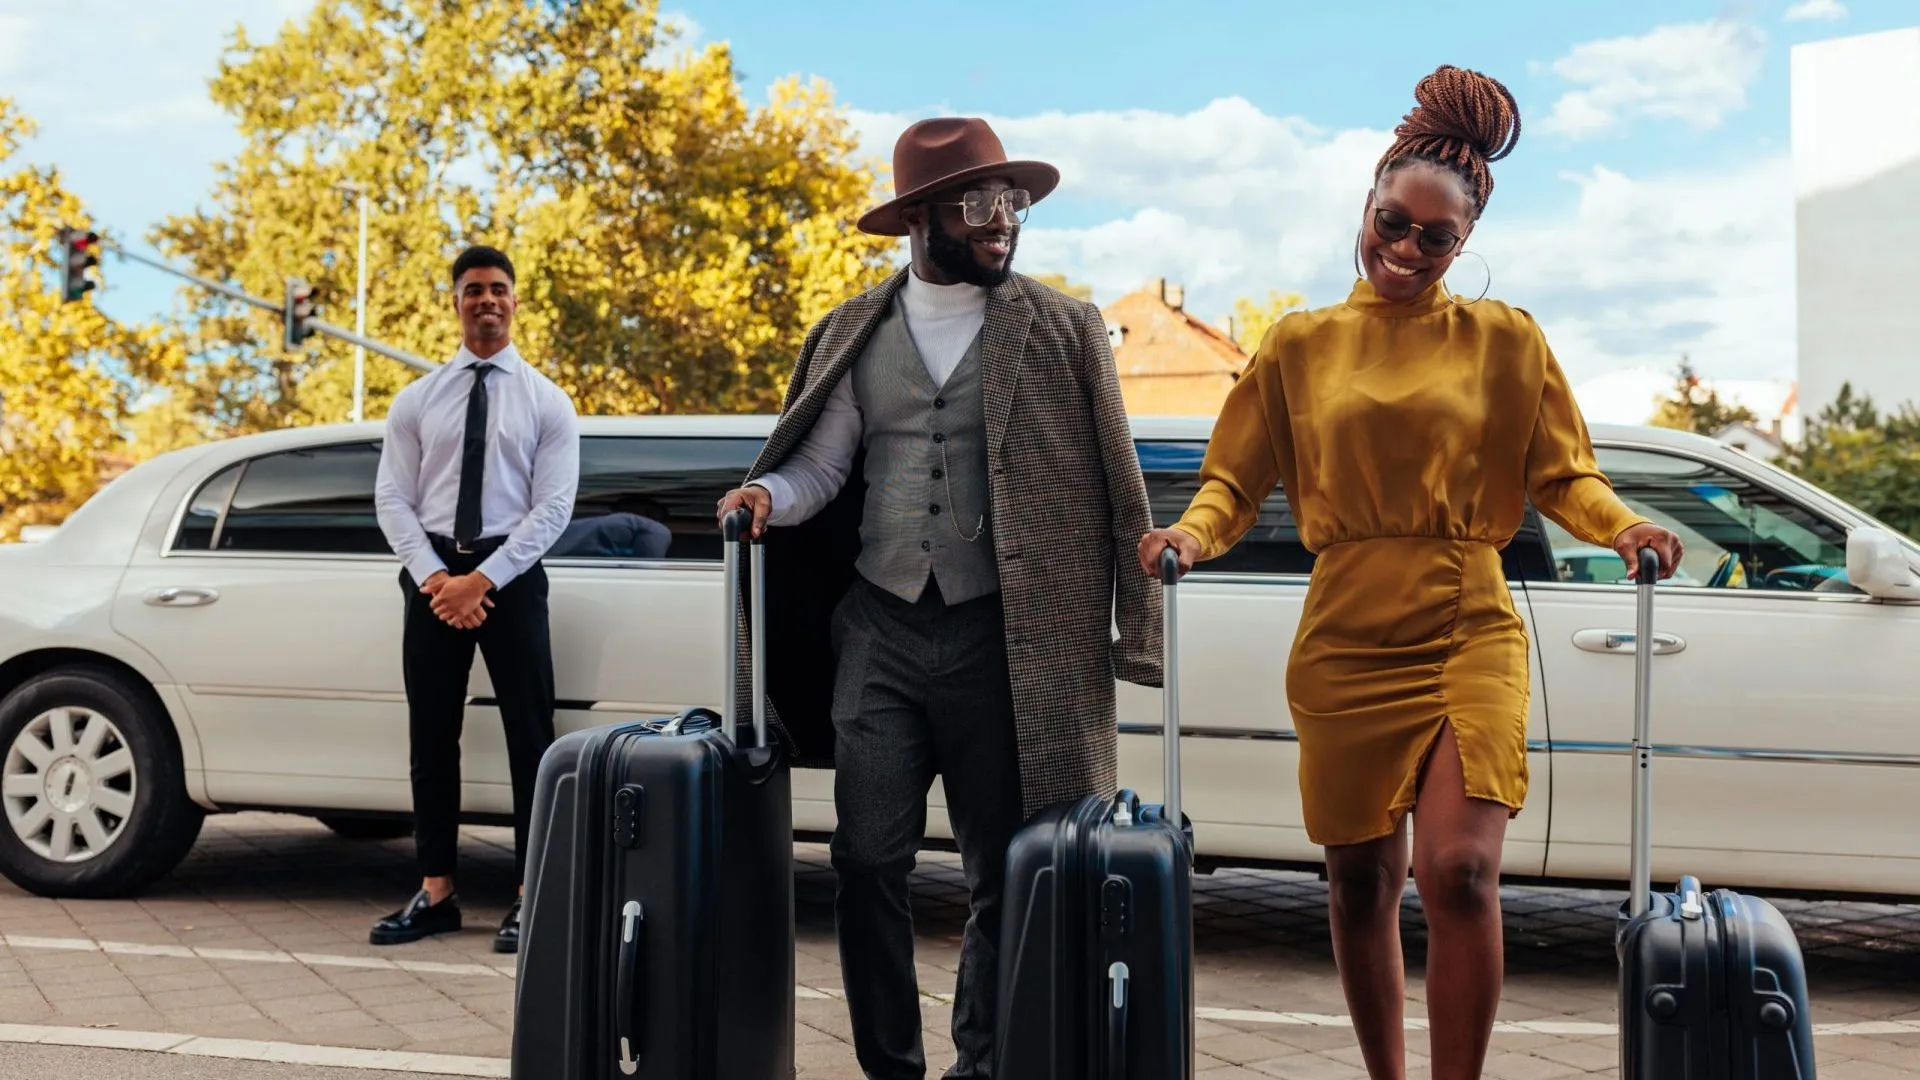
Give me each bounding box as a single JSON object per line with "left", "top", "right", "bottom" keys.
{"left": 454, "top": 539, "right": 474, "bottom": 555}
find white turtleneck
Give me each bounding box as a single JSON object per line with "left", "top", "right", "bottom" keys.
{"left": 752, "top": 269, "right": 990, "bottom": 527}
{"left": 898, "top": 270, "right": 988, "bottom": 386}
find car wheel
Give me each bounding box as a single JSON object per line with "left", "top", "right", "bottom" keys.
{"left": 0, "top": 666, "right": 205, "bottom": 898}
{"left": 317, "top": 815, "right": 413, "bottom": 841}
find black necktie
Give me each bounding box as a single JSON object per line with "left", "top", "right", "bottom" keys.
{"left": 453, "top": 362, "right": 494, "bottom": 545}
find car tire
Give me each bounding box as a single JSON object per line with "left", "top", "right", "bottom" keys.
{"left": 0, "top": 665, "right": 205, "bottom": 898}
{"left": 317, "top": 815, "right": 413, "bottom": 841}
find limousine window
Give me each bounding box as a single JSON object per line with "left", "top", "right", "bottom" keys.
{"left": 1139, "top": 440, "right": 1558, "bottom": 580}
{"left": 1538, "top": 447, "right": 1858, "bottom": 593}
{"left": 1137, "top": 440, "right": 1312, "bottom": 575}
{"left": 173, "top": 462, "right": 241, "bottom": 551}
{"left": 215, "top": 442, "right": 390, "bottom": 554}
{"left": 553, "top": 436, "right": 766, "bottom": 563}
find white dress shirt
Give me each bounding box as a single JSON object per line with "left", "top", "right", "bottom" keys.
{"left": 753, "top": 270, "right": 989, "bottom": 526}
{"left": 374, "top": 342, "right": 581, "bottom": 590}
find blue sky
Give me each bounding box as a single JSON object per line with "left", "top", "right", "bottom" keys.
{"left": 2, "top": 0, "right": 1913, "bottom": 422}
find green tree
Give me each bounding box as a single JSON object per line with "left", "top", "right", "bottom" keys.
{"left": 1650, "top": 355, "right": 1757, "bottom": 436}
{"left": 1029, "top": 272, "right": 1093, "bottom": 302}
{"left": 0, "top": 100, "right": 185, "bottom": 539}
{"left": 151, "top": 0, "right": 897, "bottom": 434}
{"left": 1229, "top": 289, "right": 1306, "bottom": 355}
{"left": 1779, "top": 382, "right": 1920, "bottom": 540}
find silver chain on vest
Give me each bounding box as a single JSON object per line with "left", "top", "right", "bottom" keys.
{"left": 940, "top": 437, "right": 985, "bottom": 542}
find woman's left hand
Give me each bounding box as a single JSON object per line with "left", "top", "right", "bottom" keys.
{"left": 1614, "top": 521, "right": 1684, "bottom": 581}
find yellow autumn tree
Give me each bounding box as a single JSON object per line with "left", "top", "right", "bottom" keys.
{"left": 151, "top": 0, "right": 897, "bottom": 432}
{"left": 1029, "top": 272, "right": 1094, "bottom": 302}
{"left": 1228, "top": 289, "right": 1308, "bottom": 356}
{"left": 0, "top": 100, "right": 185, "bottom": 539}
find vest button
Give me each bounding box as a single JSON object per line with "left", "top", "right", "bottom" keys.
{"left": 932, "top": 468, "right": 944, "bottom": 479}
{"left": 930, "top": 504, "right": 942, "bottom": 515}
{"left": 933, "top": 432, "right": 946, "bottom": 443}
{"left": 934, "top": 397, "right": 946, "bottom": 409}
{"left": 921, "top": 540, "right": 931, "bottom": 552}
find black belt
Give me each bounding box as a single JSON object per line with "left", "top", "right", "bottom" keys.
{"left": 429, "top": 534, "right": 507, "bottom": 558}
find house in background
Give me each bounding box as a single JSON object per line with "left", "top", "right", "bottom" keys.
{"left": 1101, "top": 278, "right": 1248, "bottom": 416}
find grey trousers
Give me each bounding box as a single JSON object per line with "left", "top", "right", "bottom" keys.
{"left": 828, "top": 573, "right": 1024, "bottom": 1080}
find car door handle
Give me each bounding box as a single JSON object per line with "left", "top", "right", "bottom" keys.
{"left": 1573, "top": 629, "right": 1684, "bottom": 655}
{"left": 143, "top": 587, "right": 219, "bottom": 607}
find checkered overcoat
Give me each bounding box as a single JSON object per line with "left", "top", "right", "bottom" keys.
{"left": 735, "top": 268, "right": 1163, "bottom": 817}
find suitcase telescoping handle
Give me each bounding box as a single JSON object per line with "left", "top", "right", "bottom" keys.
{"left": 720, "top": 508, "right": 768, "bottom": 750}
{"left": 1628, "top": 545, "right": 1658, "bottom": 919}
{"left": 1158, "top": 546, "right": 1184, "bottom": 834}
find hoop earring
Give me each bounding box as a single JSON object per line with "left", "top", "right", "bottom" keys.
{"left": 1352, "top": 232, "right": 1365, "bottom": 279}
{"left": 1445, "top": 249, "right": 1491, "bottom": 306}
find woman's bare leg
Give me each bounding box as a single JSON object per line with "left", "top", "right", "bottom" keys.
{"left": 1410, "top": 722, "right": 1510, "bottom": 1080}
{"left": 1324, "top": 816, "right": 1413, "bottom": 1080}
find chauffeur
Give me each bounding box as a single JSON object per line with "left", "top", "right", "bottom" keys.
{"left": 717, "top": 118, "right": 1162, "bottom": 1080}
{"left": 371, "top": 245, "right": 580, "bottom": 954}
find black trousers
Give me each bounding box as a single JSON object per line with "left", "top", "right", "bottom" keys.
{"left": 399, "top": 543, "right": 556, "bottom": 883}
{"left": 828, "top": 574, "right": 1024, "bottom": 1080}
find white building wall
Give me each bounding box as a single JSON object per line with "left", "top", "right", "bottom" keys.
{"left": 1792, "top": 27, "right": 1920, "bottom": 421}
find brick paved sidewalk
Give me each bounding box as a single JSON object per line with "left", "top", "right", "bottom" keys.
{"left": 0, "top": 814, "right": 1914, "bottom": 1077}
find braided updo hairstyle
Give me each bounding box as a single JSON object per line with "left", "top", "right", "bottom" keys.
{"left": 1374, "top": 64, "right": 1521, "bottom": 218}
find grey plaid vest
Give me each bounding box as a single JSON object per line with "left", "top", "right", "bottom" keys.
{"left": 851, "top": 296, "right": 998, "bottom": 604}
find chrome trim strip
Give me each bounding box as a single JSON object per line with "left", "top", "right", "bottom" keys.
{"left": 1547, "top": 740, "right": 1920, "bottom": 767}
{"left": 1117, "top": 726, "right": 1919, "bottom": 768}
{"left": 1118, "top": 722, "right": 1296, "bottom": 742}
{"left": 1523, "top": 581, "right": 1875, "bottom": 606}
{"left": 187, "top": 686, "right": 409, "bottom": 703}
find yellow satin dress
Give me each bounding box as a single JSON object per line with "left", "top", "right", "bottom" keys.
{"left": 1172, "top": 278, "right": 1648, "bottom": 848}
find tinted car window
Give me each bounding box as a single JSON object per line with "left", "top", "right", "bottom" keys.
{"left": 171, "top": 463, "right": 242, "bottom": 552}
{"left": 217, "top": 442, "right": 390, "bottom": 554}
{"left": 1137, "top": 439, "right": 1556, "bottom": 580}
{"left": 1137, "top": 440, "right": 1313, "bottom": 575}
{"left": 552, "top": 436, "right": 765, "bottom": 563}
{"left": 1538, "top": 447, "right": 1858, "bottom": 593}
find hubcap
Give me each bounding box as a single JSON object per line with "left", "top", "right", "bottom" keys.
{"left": 3, "top": 707, "right": 137, "bottom": 864}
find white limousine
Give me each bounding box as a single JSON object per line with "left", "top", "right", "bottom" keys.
{"left": 2, "top": 415, "right": 1918, "bottom": 901}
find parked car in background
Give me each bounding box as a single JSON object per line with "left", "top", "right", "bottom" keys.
{"left": 3, "top": 417, "right": 1918, "bottom": 900}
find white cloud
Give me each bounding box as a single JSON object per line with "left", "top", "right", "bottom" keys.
{"left": 1536, "top": 21, "right": 1767, "bottom": 138}
{"left": 1784, "top": 0, "right": 1847, "bottom": 22}
{"left": 0, "top": 14, "right": 33, "bottom": 81}
{"left": 841, "top": 97, "right": 1795, "bottom": 396}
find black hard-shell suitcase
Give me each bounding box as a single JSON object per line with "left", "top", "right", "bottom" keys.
{"left": 511, "top": 509, "right": 794, "bottom": 1079}
{"left": 1614, "top": 546, "right": 1817, "bottom": 1079}
{"left": 994, "top": 545, "right": 1195, "bottom": 1079}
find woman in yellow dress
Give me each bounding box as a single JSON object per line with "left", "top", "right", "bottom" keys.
{"left": 1138, "top": 65, "right": 1684, "bottom": 1080}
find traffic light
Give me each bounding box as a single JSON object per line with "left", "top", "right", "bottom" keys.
{"left": 57, "top": 228, "right": 99, "bottom": 302}
{"left": 284, "top": 277, "right": 318, "bottom": 350}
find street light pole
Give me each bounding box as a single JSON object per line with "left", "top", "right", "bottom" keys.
{"left": 344, "top": 184, "right": 371, "bottom": 424}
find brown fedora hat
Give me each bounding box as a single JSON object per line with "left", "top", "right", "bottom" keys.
{"left": 857, "top": 117, "right": 1061, "bottom": 237}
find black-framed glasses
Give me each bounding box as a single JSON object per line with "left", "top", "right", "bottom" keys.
{"left": 928, "top": 188, "right": 1032, "bottom": 227}
{"left": 1372, "top": 207, "right": 1462, "bottom": 257}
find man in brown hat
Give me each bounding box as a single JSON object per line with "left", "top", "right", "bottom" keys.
{"left": 716, "top": 117, "right": 1161, "bottom": 1078}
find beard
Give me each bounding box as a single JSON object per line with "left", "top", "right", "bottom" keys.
{"left": 924, "top": 208, "right": 1019, "bottom": 288}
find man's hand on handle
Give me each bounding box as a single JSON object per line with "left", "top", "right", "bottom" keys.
{"left": 1614, "top": 521, "right": 1684, "bottom": 582}
{"left": 716, "top": 484, "right": 772, "bottom": 539}
{"left": 1137, "top": 527, "right": 1201, "bottom": 580}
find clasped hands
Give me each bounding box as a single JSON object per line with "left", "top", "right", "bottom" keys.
{"left": 421, "top": 570, "right": 495, "bottom": 629}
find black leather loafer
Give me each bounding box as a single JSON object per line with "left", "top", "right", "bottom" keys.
{"left": 370, "top": 889, "right": 461, "bottom": 945}
{"left": 493, "top": 897, "right": 522, "bottom": 954}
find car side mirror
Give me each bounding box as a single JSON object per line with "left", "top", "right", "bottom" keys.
{"left": 1846, "top": 526, "right": 1920, "bottom": 600}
